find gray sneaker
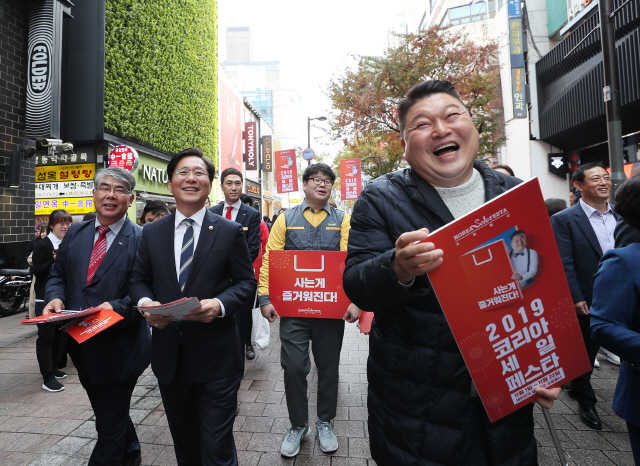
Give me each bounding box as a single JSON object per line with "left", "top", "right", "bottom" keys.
{"left": 280, "top": 425, "right": 309, "bottom": 457}
{"left": 316, "top": 419, "right": 338, "bottom": 453}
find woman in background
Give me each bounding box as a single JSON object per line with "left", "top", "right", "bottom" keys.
{"left": 31, "top": 209, "right": 72, "bottom": 392}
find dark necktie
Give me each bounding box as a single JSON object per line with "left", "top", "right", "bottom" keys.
{"left": 515, "top": 251, "right": 525, "bottom": 257}
{"left": 179, "top": 219, "right": 194, "bottom": 294}
{"left": 87, "top": 225, "right": 110, "bottom": 284}
{"left": 226, "top": 205, "right": 233, "bottom": 220}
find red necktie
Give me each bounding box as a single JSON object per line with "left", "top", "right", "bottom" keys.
{"left": 226, "top": 205, "right": 233, "bottom": 220}
{"left": 87, "top": 225, "right": 110, "bottom": 284}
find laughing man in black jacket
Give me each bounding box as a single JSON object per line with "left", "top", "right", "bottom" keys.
{"left": 343, "top": 81, "right": 561, "bottom": 465}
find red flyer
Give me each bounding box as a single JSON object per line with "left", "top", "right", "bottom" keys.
{"left": 427, "top": 178, "right": 591, "bottom": 422}
{"left": 359, "top": 311, "right": 373, "bottom": 334}
{"left": 63, "top": 309, "right": 124, "bottom": 344}
{"left": 21, "top": 307, "right": 102, "bottom": 325}
{"left": 269, "top": 250, "right": 349, "bottom": 319}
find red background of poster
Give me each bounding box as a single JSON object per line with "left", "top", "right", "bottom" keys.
{"left": 340, "top": 158, "right": 362, "bottom": 200}
{"left": 108, "top": 145, "right": 138, "bottom": 173}
{"left": 274, "top": 149, "right": 298, "bottom": 194}
{"left": 269, "top": 250, "right": 349, "bottom": 319}
{"left": 219, "top": 79, "right": 243, "bottom": 173}
{"left": 427, "top": 179, "right": 591, "bottom": 422}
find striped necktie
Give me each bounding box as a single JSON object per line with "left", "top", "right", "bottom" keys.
{"left": 179, "top": 219, "right": 194, "bottom": 294}
{"left": 87, "top": 225, "right": 110, "bottom": 284}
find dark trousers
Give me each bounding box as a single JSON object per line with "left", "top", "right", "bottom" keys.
{"left": 158, "top": 354, "right": 241, "bottom": 466}
{"left": 81, "top": 375, "right": 140, "bottom": 466}
{"left": 35, "top": 302, "right": 67, "bottom": 382}
{"left": 570, "top": 315, "right": 600, "bottom": 407}
{"left": 628, "top": 422, "right": 640, "bottom": 465}
{"left": 280, "top": 317, "right": 345, "bottom": 427}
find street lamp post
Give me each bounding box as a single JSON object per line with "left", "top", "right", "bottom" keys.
{"left": 307, "top": 116, "right": 327, "bottom": 165}
{"left": 367, "top": 155, "right": 382, "bottom": 177}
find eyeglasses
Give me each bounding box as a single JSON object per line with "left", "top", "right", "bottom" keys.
{"left": 96, "top": 185, "right": 130, "bottom": 196}
{"left": 175, "top": 168, "right": 209, "bottom": 179}
{"left": 144, "top": 213, "right": 162, "bottom": 223}
{"left": 308, "top": 177, "right": 333, "bottom": 186}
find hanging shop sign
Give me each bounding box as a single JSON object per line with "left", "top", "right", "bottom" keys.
{"left": 261, "top": 135, "right": 272, "bottom": 172}
{"left": 511, "top": 68, "right": 527, "bottom": 119}
{"left": 35, "top": 180, "right": 94, "bottom": 198}
{"left": 244, "top": 122, "right": 257, "bottom": 170}
{"left": 36, "top": 163, "right": 95, "bottom": 183}
{"left": 108, "top": 145, "right": 139, "bottom": 173}
{"left": 35, "top": 197, "right": 95, "bottom": 215}
{"left": 34, "top": 151, "right": 96, "bottom": 166}
{"left": 246, "top": 180, "right": 261, "bottom": 196}
{"left": 274, "top": 149, "right": 298, "bottom": 194}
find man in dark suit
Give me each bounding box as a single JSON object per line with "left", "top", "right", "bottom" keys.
{"left": 44, "top": 167, "right": 150, "bottom": 466}
{"left": 551, "top": 162, "right": 619, "bottom": 430}
{"left": 210, "top": 167, "right": 261, "bottom": 360}
{"left": 130, "top": 148, "right": 256, "bottom": 466}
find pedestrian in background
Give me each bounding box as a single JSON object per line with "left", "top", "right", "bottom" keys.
{"left": 140, "top": 200, "right": 169, "bottom": 225}
{"left": 545, "top": 198, "right": 567, "bottom": 217}
{"left": 494, "top": 164, "right": 515, "bottom": 177}
{"left": 31, "top": 209, "right": 71, "bottom": 392}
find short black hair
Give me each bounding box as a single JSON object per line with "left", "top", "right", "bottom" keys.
{"left": 142, "top": 200, "right": 169, "bottom": 218}
{"left": 167, "top": 147, "right": 215, "bottom": 182}
{"left": 220, "top": 167, "right": 243, "bottom": 184}
{"left": 570, "top": 186, "right": 579, "bottom": 195}
{"left": 510, "top": 230, "right": 526, "bottom": 241}
{"left": 240, "top": 193, "right": 252, "bottom": 206}
{"left": 495, "top": 164, "right": 515, "bottom": 177}
{"left": 263, "top": 216, "right": 270, "bottom": 223}
{"left": 398, "top": 80, "right": 465, "bottom": 140}
{"left": 614, "top": 176, "right": 640, "bottom": 231}
{"left": 545, "top": 198, "right": 567, "bottom": 217}
{"left": 303, "top": 163, "right": 335, "bottom": 184}
{"left": 572, "top": 162, "right": 605, "bottom": 183}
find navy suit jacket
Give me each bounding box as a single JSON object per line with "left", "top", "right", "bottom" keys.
{"left": 210, "top": 202, "right": 261, "bottom": 262}
{"left": 45, "top": 218, "right": 150, "bottom": 386}
{"left": 590, "top": 245, "right": 640, "bottom": 425}
{"left": 129, "top": 209, "right": 257, "bottom": 385}
{"left": 550, "top": 202, "right": 620, "bottom": 307}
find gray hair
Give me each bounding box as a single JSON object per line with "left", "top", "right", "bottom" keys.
{"left": 94, "top": 167, "right": 136, "bottom": 193}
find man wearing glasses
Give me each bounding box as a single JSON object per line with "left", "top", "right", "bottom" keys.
{"left": 259, "top": 163, "right": 361, "bottom": 457}
{"left": 44, "top": 167, "right": 150, "bottom": 466}
{"left": 140, "top": 200, "right": 170, "bottom": 225}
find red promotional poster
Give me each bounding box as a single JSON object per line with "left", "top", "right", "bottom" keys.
{"left": 274, "top": 149, "right": 298, "bottom": 194}
{"left": 426, "top": 178, "right": 591, "bottom": 422}
{"left": 218, "top": 78, "right": 243, "bottom": 173}
{"left": 63, "top": 309, "right": 123, "bottom": 344}
{"left": 340, "top": 158, "right": 362, "bottom": 200}
{"left": 108, "top": 145, "right": 139, "bottom": 173}
{"left": 244, "top": 122, "right": 257, "bottom": 170}
{"left": 269, "top": 250, "right": 349, "bottom": 319}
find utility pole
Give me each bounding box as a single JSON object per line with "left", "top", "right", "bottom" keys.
{"left": 598, "top": 0, "right": 626, "bottom": 202}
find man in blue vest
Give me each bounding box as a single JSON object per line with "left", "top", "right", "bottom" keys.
{"left": 258, "top": 163, "right": 361, "bottom": 457}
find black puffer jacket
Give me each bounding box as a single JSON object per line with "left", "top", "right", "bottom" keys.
{"left": 344, "top": 162, "right": 537, "bottom": 466}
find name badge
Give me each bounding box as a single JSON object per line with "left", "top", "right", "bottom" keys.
{"left": 243, "top": 227, "right": 248, "bottom": 230}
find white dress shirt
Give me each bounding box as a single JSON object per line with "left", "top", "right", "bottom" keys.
{"left": 222, "top": 199, "right": 242, "bottom": 222}
{"left": 579, "top": 200, "right": 616, "bottom": 255}
{"left": 48, "top": 232, "right": 63, "bottom": 251}
{"left": 510, "top": 248, "right": 539, "bottom": 288}
{"left": 94, "top": 215, "right": 127, "bottom": 252}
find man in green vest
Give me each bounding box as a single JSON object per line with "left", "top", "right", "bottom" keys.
{"left": 259, "top": 163, "right": 361, "bottom": 457}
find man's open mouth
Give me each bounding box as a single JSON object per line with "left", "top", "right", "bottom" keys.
{"left": 433, "top": 143, "right": 460, "bottom": 157}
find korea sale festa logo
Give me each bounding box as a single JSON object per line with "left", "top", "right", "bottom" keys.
{"left": 454, "top": 208, "right": 510, "bottom": 242}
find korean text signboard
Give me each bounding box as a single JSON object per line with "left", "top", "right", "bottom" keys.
{"left": 426, "top": 179, "right": 591, "bottom": 422}
{"left": 35, "top": 151, "right": 96, "bottom": 166}
{"left": 508, "top": 0, "right": 522, "bottom": 18}
{"left": 274, "top": 149, "right": 298, "bottom": 194}
{"left": 244, "top": 122, "right": 257, "bottom": 170}
{"left": 261, "top": 136, "right": 272, "bottom": 172}
{"left": 35, "top": 197, "right": 95, "bottom": 215}
{"left": 340, "top": 158, "right": 362, "bottom": 200}
{"left": 269, "top": 250, "right": 349, "bottom": 319}
{"left": 509, "top": 19, "right": 524, "bottom": 69}
{"left": 35, "top": 181, "right": 94, "bottom": 198}
{"left": 36, "top": 164, "right": 95, "bottom": 183}
{"left": 512, "top": 68, "right": 527, "bottom": 119}
{"left": 108, "top": 145, "right": 139, "bottom": 173}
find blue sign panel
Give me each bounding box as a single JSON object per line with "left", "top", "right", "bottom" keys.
{"left": 508, "top": 0, "right": 522, "bottom": 18}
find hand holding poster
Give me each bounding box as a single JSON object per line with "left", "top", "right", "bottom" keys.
{"left": 274, "top": 149, "right": 298, "bottom": 194}
{"left": 269, "top": 250, "right": 349, "bottom": 319}
{"left": 426, "top": 178, "right": 591, "bottom": 422}
{"left": 340, "top": 158, "right": 362, "bottom": 200}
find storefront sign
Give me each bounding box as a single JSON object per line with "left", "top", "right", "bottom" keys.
{"left": 246, "top": 181, "right": 261, "bottom": 196}
{"left": 261, "top": 135, "right": 272, "bottom": 172}
{"left": 263, "top": 190, "right": 273, "bottom": 200}
{"left": 269, "top": 250, "right": 350, "bottom": 319}
{"left": 244, "top": 122, "right": 257, "bottom": 170}
{"left": 108, "top": 145, "right": 139, "bottom": 173}
{"left": 340, "top": 158, "right": 362, "bottom": 200}
{"left": 511, "top": 68, "right": 527, "bottom": 119}
{"left": 35, "top": 180, "right": 94, "bottom": 198}
{"left": 35, "top": 151, "right": 96, "bottom": 166}
{"left": 274, "top": 149, "right": 298, "bottom": 194}
{"left": 35, "top": 197, "right": 95, "bottom": 215}
{"left": 141, "top": 164, "right": 169, "bottom": 183}
{"left": 509, "top": 19, "right": 524, "bottom": 69}
{"left": 36, "top": 163, "right": 95, "bottom": 183}
{"left": 508, "top": 0, "right": 522, "bottom": 18}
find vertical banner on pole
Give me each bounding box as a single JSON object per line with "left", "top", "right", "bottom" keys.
{"left": 261, "top": 135, "right": 272, "bottom": 172}
{"left": 274, "top": 149, "right": 298, "bottom": 194}
{"left": 340, "top": 158, "right": 362, "bottom": 200}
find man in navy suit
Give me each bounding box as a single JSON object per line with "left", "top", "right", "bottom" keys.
{"left": 44, "top": 167, "right": 149, "bottom": 466}
{"left": 551, "top": 162, "right": 620, "bottom": 430}
{"left": 210, "top": 167, "right": 261, "bottom": 360}
{"left": 130, "top": 148, "right": 256, "bottom": 466}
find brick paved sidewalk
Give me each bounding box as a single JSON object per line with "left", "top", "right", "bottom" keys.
{"left": 0, "top": 311, "right": 635, "bottom": 465}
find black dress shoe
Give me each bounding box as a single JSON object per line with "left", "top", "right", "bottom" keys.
{"left": 246, "top": 345, "right": 255, "bottom": 360}
{"left": 122, "top": 451, "right": 142, "bottom": 466}
{"left": 578, "top": 404, "right": 602, "bottom": 430}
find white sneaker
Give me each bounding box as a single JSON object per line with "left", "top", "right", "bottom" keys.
{"left": 594, "top": 357, "right": 600, "bottom": 368}
{"left": 600, "top": 348, "right": 621, "bottom": 365}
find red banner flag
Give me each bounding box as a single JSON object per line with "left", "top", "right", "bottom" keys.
{"left": 340, "top": 158, "right": 362, "bottom": 200}
{"left": 274, "top": 149, "right": 298, "bottom": 194}
{"left": 269, "top": 250, "right": 349, "bottom": 319}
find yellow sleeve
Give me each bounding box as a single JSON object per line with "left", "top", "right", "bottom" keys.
{"left": 340, "top": 212, "right": 351, "bottom": 251}
{"left": 258, "top": 213, "right": 287, "bottom": 297}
